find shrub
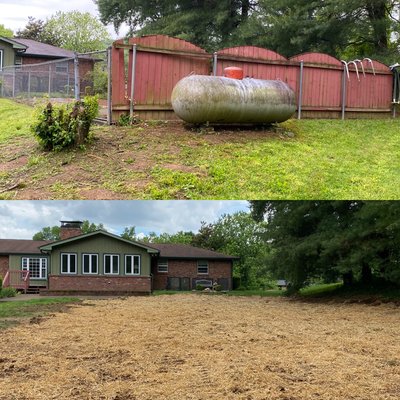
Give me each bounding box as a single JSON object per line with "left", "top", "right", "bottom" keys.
{"left": 31, "top": 95, "right": 99, "bottom": 151}
{"left": 196, "top": 284, "right": 205, "bottom": 291}
{"left": 0, "top": 287, "right": 17, "bottom": 298}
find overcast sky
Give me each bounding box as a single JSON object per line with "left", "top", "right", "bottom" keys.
{"left": 0, "top": 0, "right": 127, "bottom": 38}
{"left": 0, "top": 201, "right": 249, "bottom": 239}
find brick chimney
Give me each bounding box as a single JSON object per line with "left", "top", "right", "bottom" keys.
{"left": 60, "top": 221, "right": 83, "bottom": 240}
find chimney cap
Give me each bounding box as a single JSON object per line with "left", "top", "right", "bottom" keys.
{"left": 60, "top": 220, "right": 83, "bottom": 227}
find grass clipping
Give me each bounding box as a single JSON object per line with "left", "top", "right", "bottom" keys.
{"left": 0, "top": 295, "right": 399, "bottom": 399}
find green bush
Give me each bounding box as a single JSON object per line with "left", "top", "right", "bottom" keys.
{"left": 196, "top": 284, "right": 205, "bottom": 291}
{"left": 0, "top": 287, "right": 17, "bottom": 298}
{"left": 31, "top": 95, "right": 99, "bottom": 151}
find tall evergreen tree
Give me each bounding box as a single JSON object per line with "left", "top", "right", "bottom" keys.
{"left": 250, "top": 201, "right": 400, "bottom": 291}
{"left": 96, "top": 0, "right": 258, "bottom": 50}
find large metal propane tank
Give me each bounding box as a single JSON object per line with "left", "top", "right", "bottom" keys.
{"left": 171, "top": 74, "right": 296, "bottom": 124}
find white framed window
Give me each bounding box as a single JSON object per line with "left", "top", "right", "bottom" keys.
{"left": 197, "top": 260, "right": 209, "bottom": 275}
{"left": 61, "top": 253, "right": 77, "bottom": 274}
{"left": 157, "top": 259, "right": 168, "bottom": 273}
{"left": 104, "top": 254, "right": 119, "bottom": 275}
{"left": 22, "top": 257, "right": 47, "bottom": 279}
{"left": 0, "top": 50, "right": 3, "bottom": 70}
{"left": 125, "top": 255, "right": 140, "bottom": 275}
{"left": 55, "top": 61, "right": 68, "bottom": 73}
{"left": 83, "top": 254, "right": 98, "bottom": 274}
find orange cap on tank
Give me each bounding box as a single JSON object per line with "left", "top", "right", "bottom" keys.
{"left": 224, "top": 67, "right": 244, "bottom": 80}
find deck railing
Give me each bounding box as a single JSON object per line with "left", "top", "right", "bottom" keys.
{"left": 2, "top": 270, "right": 30, "bottom": 293}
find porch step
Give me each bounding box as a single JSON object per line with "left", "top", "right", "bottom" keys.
{"left": 25, "top": 286, "right": 42, "bottom": 294}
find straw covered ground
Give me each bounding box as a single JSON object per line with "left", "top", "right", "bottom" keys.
{"left": 0, "top": 295, "right": 399, "bottom": 400}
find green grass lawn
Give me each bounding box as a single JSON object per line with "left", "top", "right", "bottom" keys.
{"left": 1, "top": 98, "right": 399, "bottom": 199}
{"left": 0, "top": 99, "right": 34, "bottom": 143}
{"left": 0, "top": 297, "right": 80, "bottom": 329}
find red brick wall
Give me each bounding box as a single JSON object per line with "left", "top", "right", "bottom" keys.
{"left": 0, "top": 256, "right": 9, "bottom": 279}
{"left": 21, "top": 56, "right": 94, "bottom": 95}
{"left": 48, "top": 275, "right": 151, "bottom": 293}
{"left": 152, "top": 259, "right": 232, "bottom": 290}
{"left": 60, "top": 227, "right": 83, "bottom": 240}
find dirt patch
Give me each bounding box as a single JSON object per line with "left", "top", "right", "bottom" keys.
{"left": 0, "top": 295, "right": 399, "bottom": 399}
{"left": 0, "top": 121, "right": 281, "bottom": 199}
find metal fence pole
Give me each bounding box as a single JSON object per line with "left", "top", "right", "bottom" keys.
{"left": 48, "top": 64, "right": 52, "bottom": 97}
{"left": 107, "top": 46, "right": 112, "bottom": 125}
{"left": 74, "top": 54, "right": 80, "bottom": 100}
{"left": 297, "top": 61, "right": 304, "bottom": 119}
{"left": 130, "top": 44, "right": 137, "bottom": 120}
{"left": 341, "top": 66, "right": 347, "bottom": 120}
{"left": 12, "top": 67, "right": 15, "bottom": 97}
{"left": 28, "top": 71, "right": 31, "bottom": 98}
{"left": 213, "top": 52, "right": 218, "bottom": 76}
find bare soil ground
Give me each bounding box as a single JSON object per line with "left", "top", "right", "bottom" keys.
{"left": 1, "top": 295, "right": 399, "bottom": 399}
{"left": 0, "top": 121, "right": 273, "bottom": 199}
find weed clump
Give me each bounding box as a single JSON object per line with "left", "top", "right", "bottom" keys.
{"left": 31, "top": 95, "right": 99, "bottom": 151}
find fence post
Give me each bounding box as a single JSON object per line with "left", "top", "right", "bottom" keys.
{"left": 107, "top": 46, "right": 112, "bottom": 125}
{"left": 130, "top": 44, "right": 137, "bottom": 120}
{"left": 297, "top": 61, "right": 304, "bottom": 119}
{"left": 213, "top": 52, "right": 218, "bottom": 76}
{"left": 28, "top": 71, "right": 31, "bottom": 98}
{"left": 12, "top": 67, "right": 15, "bottom": 97}
{"left": 74, "top": 54, "right": 80, "bottom": 100}
{"left": 341, "top": 66, "right": 347, "bottom": 120}
{"left": 48, "top": 64, "right": 52, "bottom": 97}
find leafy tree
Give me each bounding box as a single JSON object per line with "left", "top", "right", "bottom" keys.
{"left": 15, "top": 17, "right": 59, "bottom": 46}
{"left": 43, "top": 11, "right": 111, "bottom": 52}
{"left": 33, "top": 220, "right": 105, "bottom": 241}
{"left": 0, "top": 24, "right": 13, "bottom": 38}
{"left": 121, "top": 226, "right": 137, "bottom": 241}
{"left": 96, "top": 0, "right": 259, "bottom": 51}
{"left": 32, "top": 226, "right": 61, "bottom": 241}
{"left": 250, "top": 201, "right": 400, "bottom": 292}
{"left": 145, "top": 230, "right": 195, "bottom": 245}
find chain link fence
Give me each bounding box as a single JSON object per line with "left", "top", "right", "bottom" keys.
{"left": 0, "top": 50, "right": 110, "bottom": 121}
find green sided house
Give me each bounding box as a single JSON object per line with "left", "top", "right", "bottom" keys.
{"left": 0, "top": 221, "right": 237, "bottom": 295}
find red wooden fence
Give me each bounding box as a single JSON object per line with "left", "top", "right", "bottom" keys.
{"left": 111, "top": 35, "right": 394, "bottom": 121}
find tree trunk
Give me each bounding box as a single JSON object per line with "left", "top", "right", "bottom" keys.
{"left": 366, "top": 0, "right": 389, "bottom": 52}
{"left": 343, "top": 271, "right": 354, "bottom": 287}
{"left": 361, "top": 262, "right": 373, "bottom": 285}
{"left": 241, "top": 0, "right": 250, "bottom": 19}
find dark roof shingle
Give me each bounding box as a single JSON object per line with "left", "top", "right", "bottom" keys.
{"left": 145, "top": 243, "right": 238, "bottom": 260}
{"left": 13, "top": 38, "right": 75, "bottom": 58}
{"left": 0, "top": 239, "right": 51, "bottom": 255}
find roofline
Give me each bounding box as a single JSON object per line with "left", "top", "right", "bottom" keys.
{"left": 39, "top": 230, "right": 160, "bottom": 254}
{"left": 0, "top": 36, "right": 28, "bottom": 50}
{"left": 159, "top": 255, "right": 240, "bottom": 260}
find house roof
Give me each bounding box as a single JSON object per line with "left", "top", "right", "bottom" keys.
{"left": 0, "top": 239, "right": 52, "bottom": 255}
{"left": 39, "top": 230, "right": 160, "bottom": 254}
{"left": 11, "top": 38, "right": 76, "bottom": 59}
{"left": 0, "top": 36, "right": 28, "bottom": 50}
{"left": 146, "top": 243, "right": 239, "bottom": 260}
{"left": 0, "top": 234, "right": 238, "bottom": 260}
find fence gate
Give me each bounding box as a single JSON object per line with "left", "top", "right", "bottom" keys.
{"left": 111, "top": 35, "right": 211, "bottom": 122}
